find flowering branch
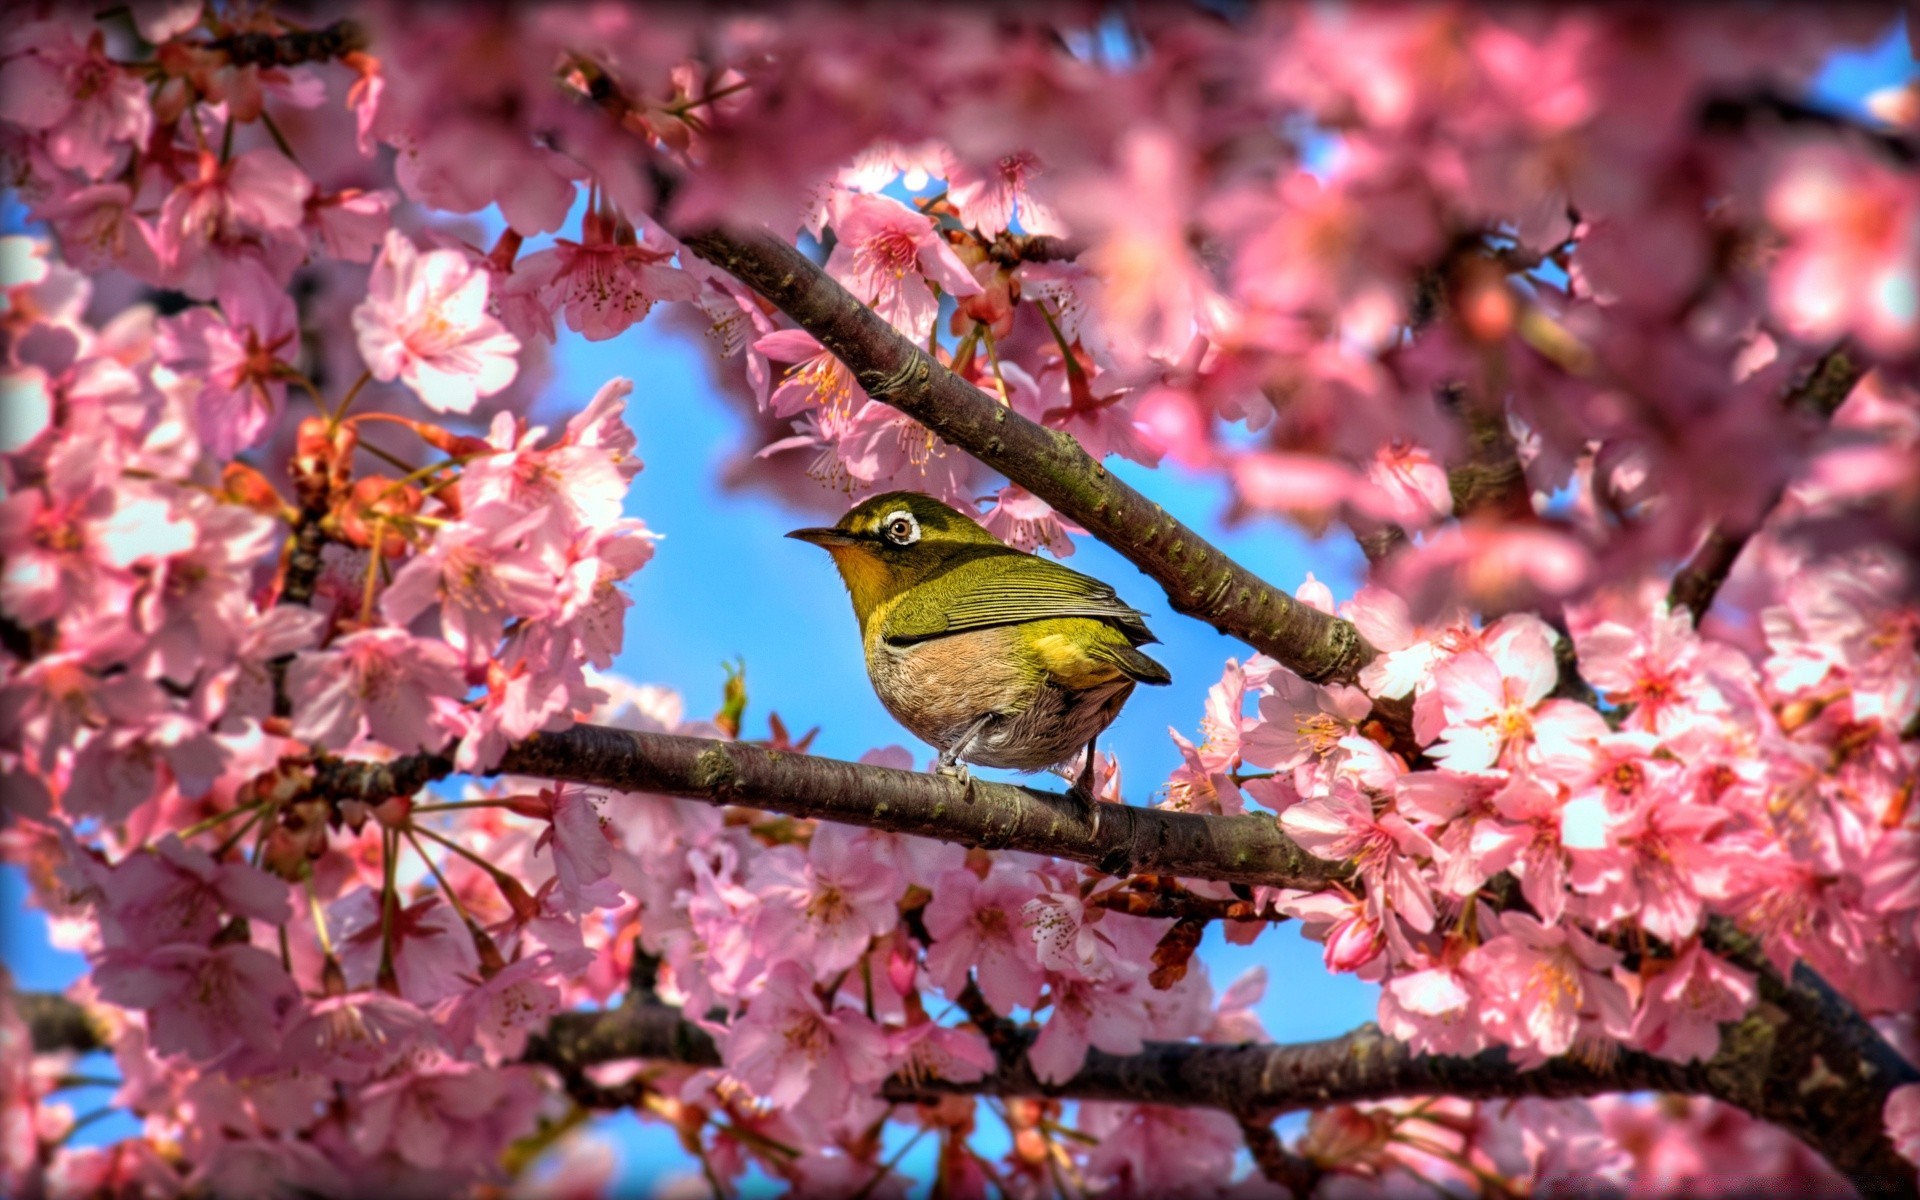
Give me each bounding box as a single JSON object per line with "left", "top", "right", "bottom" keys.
{"left": 1668, "top": 342, "right": 1866, "bottom": 622}
{"left": 671, "top": 219, "right": 1375, "bottom": 686}
{"left": 24, "top": 972, "right": 1914, "bottom": 1195}
{"left": 312, "top": 723, "right": 1350, "bottom": 891}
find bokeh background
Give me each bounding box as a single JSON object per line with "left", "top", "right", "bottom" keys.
{"left": 3, "top": 16, "right": 1912, "bottom": 1196}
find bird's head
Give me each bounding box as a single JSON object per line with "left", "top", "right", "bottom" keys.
{"left": 788, "top": 491, "right": 1004, "bottom": 623}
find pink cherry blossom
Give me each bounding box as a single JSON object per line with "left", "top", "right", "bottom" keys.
{"left": 0, "top": 17, "right": 152, "bottom": 180}
{"left": 1628, "top": 944, "right": 1757, "bottom": 1063}
{"left": 824, "top": 192, "right": 981, "bottom": 340}
{"left": 1282, "top": 784, "right": 1439, "bottom": 933}
{"left": 352, "top": 230, "right": 521, "bottom": 413}
{"left": 1416, "top": 614, "right": 1608, "bottom": 774}
{"left": 1078, "top": 1103, "right": 1242, "bottom": 1199}
{"left": 517, "top": 201, "right": 699, "bottom": 342}
{"left": 1027, "top": 974, "right": 1152, "bottom": 1085}
{"left": 922, "top": 863, "right": 1048, "bottom": 1015}
{"left": 350, "top": 1059, "right": 544, "bottom": 1174}
{"left": 94, "top": 943, "right": 299, "bottom": 1063}
{"left": 1765, "top": 143, "right": 1920, "bottom": 358}
{"left": 721, "top": 961, "right": 891, "bottom": 1130}
{"left": 379, "top": 502, "right": 558, "bottom": 662}
{"left": 286, "top": 628, "right": 465, "bottom": 754}
{"left": 1463, "top": 911, "right": 1632, "bottom": 1064}
{"left": 949, "top": 151, "right": 1065, "bottom": 239}
{"left": 747, "top": 822, "right": 904, "bottom": 977}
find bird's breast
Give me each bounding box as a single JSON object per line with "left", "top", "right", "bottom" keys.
{"left": 865, "top": 625, "right": 1040, "bottom": 745}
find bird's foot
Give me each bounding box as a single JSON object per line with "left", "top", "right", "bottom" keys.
{"left": 934, "top": 751, "right": 972, "bottom": 787}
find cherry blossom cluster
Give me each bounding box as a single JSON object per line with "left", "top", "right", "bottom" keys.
{"left": 1166, "top": 562, "right": 1918, "bottom": 1070}
{"left": 2, "top": 1, "right": 1918, "bottom": 1196}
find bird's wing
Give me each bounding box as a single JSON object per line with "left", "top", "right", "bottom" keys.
{"left": 881, "top": 550, "right": 1159, "bottom": 646}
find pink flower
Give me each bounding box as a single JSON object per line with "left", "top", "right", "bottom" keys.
{"left": 1416, "top": 614, "right": 1607, "bottom": 774}
{"left": 1574, "top": 601, "right": 1750, "bottom": 738}
{"left": 0, "top": 18, "right": 152, "bottom": 180}
{"left": 1244, "top": 667, "right": 1381, "bottom": 789}
{"left": 1346, "top": 585, "right": 1465, "bottom": 701}
{"left": 154, "top": 262, "right": 299, "bottom": 460}
{"left": 94, "top": 943, "right": 299, "bottom": 1063}
{"left": 1365, "top": 441, "right": 1455, "bottom": 529}
{"left": 1079, "top": 1103, "right": 1242, "bottom": 1198}
{"left": 350, "top": 1059, "right": 544, "bottom": 1172}
{"left": 537, "top": 785, "right": 623, "bottom": 917}
{"left": 444, "top": 952, "right": 565, "bottom": 1064}
{"left": 1027, "top": 975, "right": 1152, "bottom": 1084}
{"left": 462, "top": 402, "right": 634, "bottom": 547}
{"left": 80, "top": 834, "right": 288, "bottom": 951}
{"left": 1205, "top": 966, "right": 1269, "bottom": 1044}
{"left": 888, "top": 1021, "right": 995, "bottom": 1086}
{"left": 379, "top": 502, "right": 558, "bottom": 662}
{"left": 747, "top": 823, "right": 904, "bottom": 977}
{"left": 722, "top": 961, "right": 891, "bottom": 1129}
{"left": 286, "top": 629, "right": 465, "bottom": 754}
{"left": 922, "top": 863, "right": 1047, "bottom": 1015}
{"left": 329, "top": 890, "right": 479, "bottom": 1007}
{"left": 1887, "top": 1084, "right": 1920, "bottom": 1168}
{"left": 517, "top": 201, "right": 699, "bottom": 342}
{"left": 352, "top": 230, "right": 521, "bottom": 413}
{"left": 758, "top": 327, "right": 865, "bottom": 421}
{"left": 824, "top": 192, "right": 981, "bottom": 340}
{"left": 1282, "top": 784, "right": 1439, "bottom": 933}
{"left": 949, "top": 151, "right": 1065, "bottom": 239}
{"left": 1379, "top": 956, "right": 1487, "bottom": 1057}
{"left": 1628, "top": 944, "right": 1757, "bottom": 1064}
{"left": 150, "top": 149, "right": 311, "bottom": 301}
{"left": 978, "top": 485, "right": 1080, "bottom": 557}
{"left": 1766, "top": 143, "right": 1920, "bottom": 358}
{"left": 1564, "top": 793, "right": 1726, "bottom": 943}
{"left": 1462, "top": 911, "right": 1632, "bottom": 1064}
{"left": 277, "top": 991, "right": 439, "bottom": 1083}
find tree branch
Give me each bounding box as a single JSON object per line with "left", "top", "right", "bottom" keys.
{"left": 310, "top": 723, "right": 1351, "bottom": 891}
{"left": 1669, "top": 342, "right": 1865, "bottom": 623}
{"left": 668, "top": 219, "right": 1374, "bottom": 686}
{"left": 208, "top": 19, "right": 368, "bottom": 68}
{"left": 25, "top": 979, "right": 1911, "bottom": 1195}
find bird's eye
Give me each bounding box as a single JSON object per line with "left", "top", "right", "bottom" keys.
{"left": 882, "top": 511, "right": 920, "bottom": 545}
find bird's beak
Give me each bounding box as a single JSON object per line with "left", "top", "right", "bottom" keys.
{"left": 786, "top": 527, "right": 862, "bottom": 548}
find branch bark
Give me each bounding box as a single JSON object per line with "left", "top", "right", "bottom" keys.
{"left": 24, "top": 980, "right": 1913, "bottom": 1196}
{"left": 669, "top": 218, "right": 1374, "bottom": 686}
{"left": 312, "top": 723, "right": 1350, "bottom": 891}
{"left": 1668, "top": 342, "right": 1865, "bottom": 623}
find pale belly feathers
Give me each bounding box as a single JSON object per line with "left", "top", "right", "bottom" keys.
{"left": 863, "top": 624, "right": 1134, "bottom": 772}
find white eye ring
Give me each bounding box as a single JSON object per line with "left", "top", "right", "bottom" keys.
{"left": 882, "top": 510, "right": 921, "bottom": 545}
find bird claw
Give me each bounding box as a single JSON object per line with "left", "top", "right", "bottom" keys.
{"left": 934, "top": 755, "right": 971, "bottom": 787}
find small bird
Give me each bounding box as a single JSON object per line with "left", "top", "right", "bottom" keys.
{"left": 788, "top": 491, "right": 1170, "bottom": 794}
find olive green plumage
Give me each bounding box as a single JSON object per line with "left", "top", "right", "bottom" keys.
{"left": 788, "top": 491, "right": 1170, "bottom": 781}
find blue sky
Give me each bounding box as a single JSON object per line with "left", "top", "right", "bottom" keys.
{"left": 3, "top": 13, "right": 1912, "bottom": 1196}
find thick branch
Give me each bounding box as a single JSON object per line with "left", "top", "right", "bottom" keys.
{"left": 671, "top": 221, "right": 1373, "bottom": 685}
{"left": 1669, "top": 343, "right": 1865, "bottom": 623}
{"left": 28, "top": 980, "right": 1909, "bottom": 1195}
{"left": 208, "top": 19, "right": 368, "bottom": 67}
{"left": 313, "top": 723, "right": 1349, "bottom": 891}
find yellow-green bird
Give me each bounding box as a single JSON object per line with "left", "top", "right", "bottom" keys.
{"left": 788, "top": 491, "right": 1170, "bottom": 793}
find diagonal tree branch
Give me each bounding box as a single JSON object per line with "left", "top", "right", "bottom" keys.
{"left": 669, "top": 218, "right": 1374, "bottom": 686}
{"left": 1669, "top": 342, "right": 1865, "bottom": 623}
{"left": 313, "top": 723, "right": 1351, "bottom": 891}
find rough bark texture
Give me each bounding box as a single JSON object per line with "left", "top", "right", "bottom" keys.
{"left": 314, "top": 724, "right": 1349, "bottom": 890}
{"left": 673, "top": 222, "right": 1375, "bottom": 686}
